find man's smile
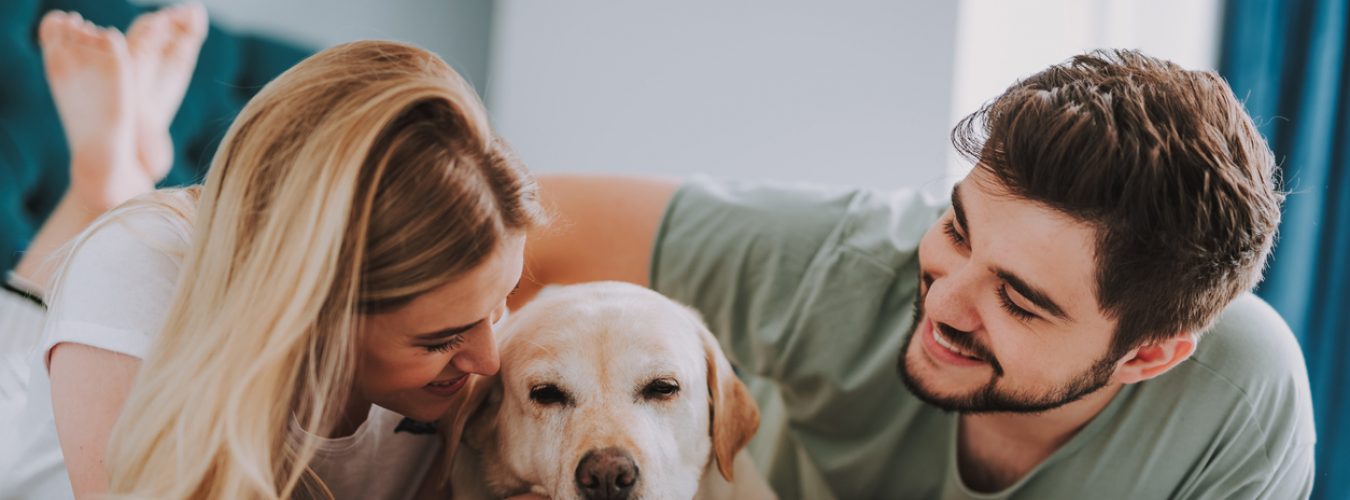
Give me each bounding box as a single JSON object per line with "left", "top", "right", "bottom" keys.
{"left": 920, "top": 317, "right": 988, "bottom": 367}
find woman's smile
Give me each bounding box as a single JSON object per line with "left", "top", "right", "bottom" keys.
{"left": 424, "top": 374, "right": 469, "bottom": 397}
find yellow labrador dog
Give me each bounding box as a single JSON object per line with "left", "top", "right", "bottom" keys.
{"left": 439, "top": 282, "right": 775, "bottom": 500}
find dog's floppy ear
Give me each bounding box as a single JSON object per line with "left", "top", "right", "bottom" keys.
{"left": 690, "top": 309, "right": 760, "bottom": 481}
{"left": 435, "top": 373, "right": 499, "bottom": 486}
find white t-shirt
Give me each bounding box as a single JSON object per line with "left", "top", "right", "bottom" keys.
{"left": 0, "top": 273, "right": 47, "bottom": 481}
{"left": 0, "top": 198, "right": 441, "bottom": 500}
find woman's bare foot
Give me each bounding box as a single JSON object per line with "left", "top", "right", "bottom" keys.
{"left": 39, "top": 11, "right": 150, "bottom": 212}
{"left": 127, "top": 3, "right": 208, "bottom": 179}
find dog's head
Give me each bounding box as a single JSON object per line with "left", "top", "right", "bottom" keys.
{"left": 443, "top": 281, "right": 759, "bottom": 500}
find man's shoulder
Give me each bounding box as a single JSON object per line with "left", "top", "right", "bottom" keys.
{"left": 1084, "top": 293, "right": 1316, "bottom": 498}
{"left": 1133, "top": 293, "right": 1315, "bottom": 454}
{"left": 1188, "top": 293, "right": 1310, "bottom": 401}
{"left": 1034, "top": 294, "right": 1315, "bottom": 498}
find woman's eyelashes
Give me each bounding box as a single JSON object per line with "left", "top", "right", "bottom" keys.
{"left": 423, "top": 334, "right": 466, "bottom": 353}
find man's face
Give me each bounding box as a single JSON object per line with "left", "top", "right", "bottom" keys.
{"left": 898, "top": 168, "right": 1123, "bottom": 413}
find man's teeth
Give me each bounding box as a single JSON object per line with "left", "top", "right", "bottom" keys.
{"left": 933, "top": 328, "right": 978, "bottom": 359}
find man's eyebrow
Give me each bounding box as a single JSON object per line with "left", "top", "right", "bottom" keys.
{"left": 413, "top": 319, "right": 483, "bottom": 341}
{"left": 951, "top": 184, "right": 971, "bottom": 245}
{"left": 994, "top": 268, "right": 1070, "bottom": 321}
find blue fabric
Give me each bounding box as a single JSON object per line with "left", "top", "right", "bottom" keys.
{"left": 1221, "top": 1, "right": 1350, "bottom": 498}
{"left": 0, "top": 0, "right": 310, "bottom": 272}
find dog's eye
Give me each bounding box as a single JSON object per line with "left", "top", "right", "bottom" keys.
{"left": 529, "top": 384, "right": 571, "bottom": 406}
{"left": 641, "top": 379, "right": 680, "bottom": 401}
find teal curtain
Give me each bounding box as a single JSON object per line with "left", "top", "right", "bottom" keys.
{"left": 1220, "top": 1, "right": 1350, "bottom": 498}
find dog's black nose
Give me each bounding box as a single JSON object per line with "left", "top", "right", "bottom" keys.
{"left": 575, "top": 447, "right": 639, "bottom": 500}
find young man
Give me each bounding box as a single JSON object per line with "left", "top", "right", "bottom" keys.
{"left": 512, "top": 50, "right": 1315, "bottom": 499}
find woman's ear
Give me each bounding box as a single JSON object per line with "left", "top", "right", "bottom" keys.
{"left": 1113, "top": 333, "right": 1197, "bottom": 384}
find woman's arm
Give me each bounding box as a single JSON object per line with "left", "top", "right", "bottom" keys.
{"left": 48, "top": 343, "right": 140, "bottom": 498}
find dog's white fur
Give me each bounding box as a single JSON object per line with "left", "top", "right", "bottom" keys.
{"left": 435, "top": 282, "right": 775, "bottom": 500}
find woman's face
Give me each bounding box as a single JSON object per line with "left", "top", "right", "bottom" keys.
{"left": 355, "top": 233, "right": 527, "bottom": 423}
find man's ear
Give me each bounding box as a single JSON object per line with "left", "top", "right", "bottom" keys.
{"left": 1113, "top": 333, "right": 1197, "bottom": 384}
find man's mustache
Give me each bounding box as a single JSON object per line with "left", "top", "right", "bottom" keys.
{"left": 920, "top": 271, "right": 1003, "bottom": 375}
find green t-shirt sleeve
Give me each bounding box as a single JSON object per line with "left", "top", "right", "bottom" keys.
{"left": 649, "top": 177, "right": 864, "bottom": 380}
{"left": 1251, "top": 442, "right": 1315, "bottom": 499}
{"left": 1174, "top": 413, "right": 1315, "bottom": 500}
{"left": 649, "top": 176, "right": 941, "bottom": 389}
{"left": 650, "top": 177, "right": 945, "bottom": 497}
{"left": 1169, "top": 421, "right": 1314, "bottom": 499}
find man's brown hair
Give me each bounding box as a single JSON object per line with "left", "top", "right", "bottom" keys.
{"left": 952, "top": 49, "right": 1284, "bottom": 357}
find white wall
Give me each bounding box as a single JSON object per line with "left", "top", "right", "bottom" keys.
{"left": 487, "top": 1, "right": 961, "bottom": 191}
{"left": 188, "top": 0, "right": 494, "bottom": 91}
{"left": 175, "top": 0, "right": 1221, "bottom": 192}
{"left": 949, "top": 0, "right": 1222, "bottom": 178}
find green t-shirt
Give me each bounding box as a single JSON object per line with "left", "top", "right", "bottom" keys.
{"left": 650, "top": 178, "right": 1316, "bottom": 500}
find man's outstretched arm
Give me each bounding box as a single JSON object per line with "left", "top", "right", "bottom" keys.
{"left": 511, "top": 174, "right": 679, "bottom": 308}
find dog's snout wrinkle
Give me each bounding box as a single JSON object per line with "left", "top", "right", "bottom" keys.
{"left": 575, "top": 447, "right": 639, "bottom": 500}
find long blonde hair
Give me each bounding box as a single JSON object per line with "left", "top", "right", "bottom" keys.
{"left": 100, "top": 40, "right": 542, "bottom": 498}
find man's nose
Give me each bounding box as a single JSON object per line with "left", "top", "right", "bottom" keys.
{"left": 923, "top": 269, "right": 983, "bottom": 334}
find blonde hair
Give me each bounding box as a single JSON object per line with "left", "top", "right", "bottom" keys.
{"left": 99, "top": 40, "right": 542, "bottom": 498}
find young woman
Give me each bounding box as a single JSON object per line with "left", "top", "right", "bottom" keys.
{"left": 2, "top": 10, "right": 545, "bottom": 500}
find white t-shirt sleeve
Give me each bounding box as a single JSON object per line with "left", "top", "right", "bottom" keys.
{"left": 40, "top": 206, "right": 191, "bottom": 364}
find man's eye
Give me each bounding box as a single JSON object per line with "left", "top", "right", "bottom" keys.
{"left": 943, "top": 220, "right": 967, "bottom": 246}
{"left": 997, "top": 284, "right": 1037, "bottom": 321}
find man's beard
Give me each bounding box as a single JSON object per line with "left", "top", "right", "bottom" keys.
{"left": 896, "top": 279, "right": 1118, "bottom": 414}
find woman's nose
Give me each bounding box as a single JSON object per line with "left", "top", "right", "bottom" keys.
{"left": 454, "top": 323, "right": 501, "bottom": 376}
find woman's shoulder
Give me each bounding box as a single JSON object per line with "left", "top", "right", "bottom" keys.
{"left": 63, "top": 188, "right": 198, "bottom": 277}
{"left": 41, "top": 189, "right": 200, "bottom": 351}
